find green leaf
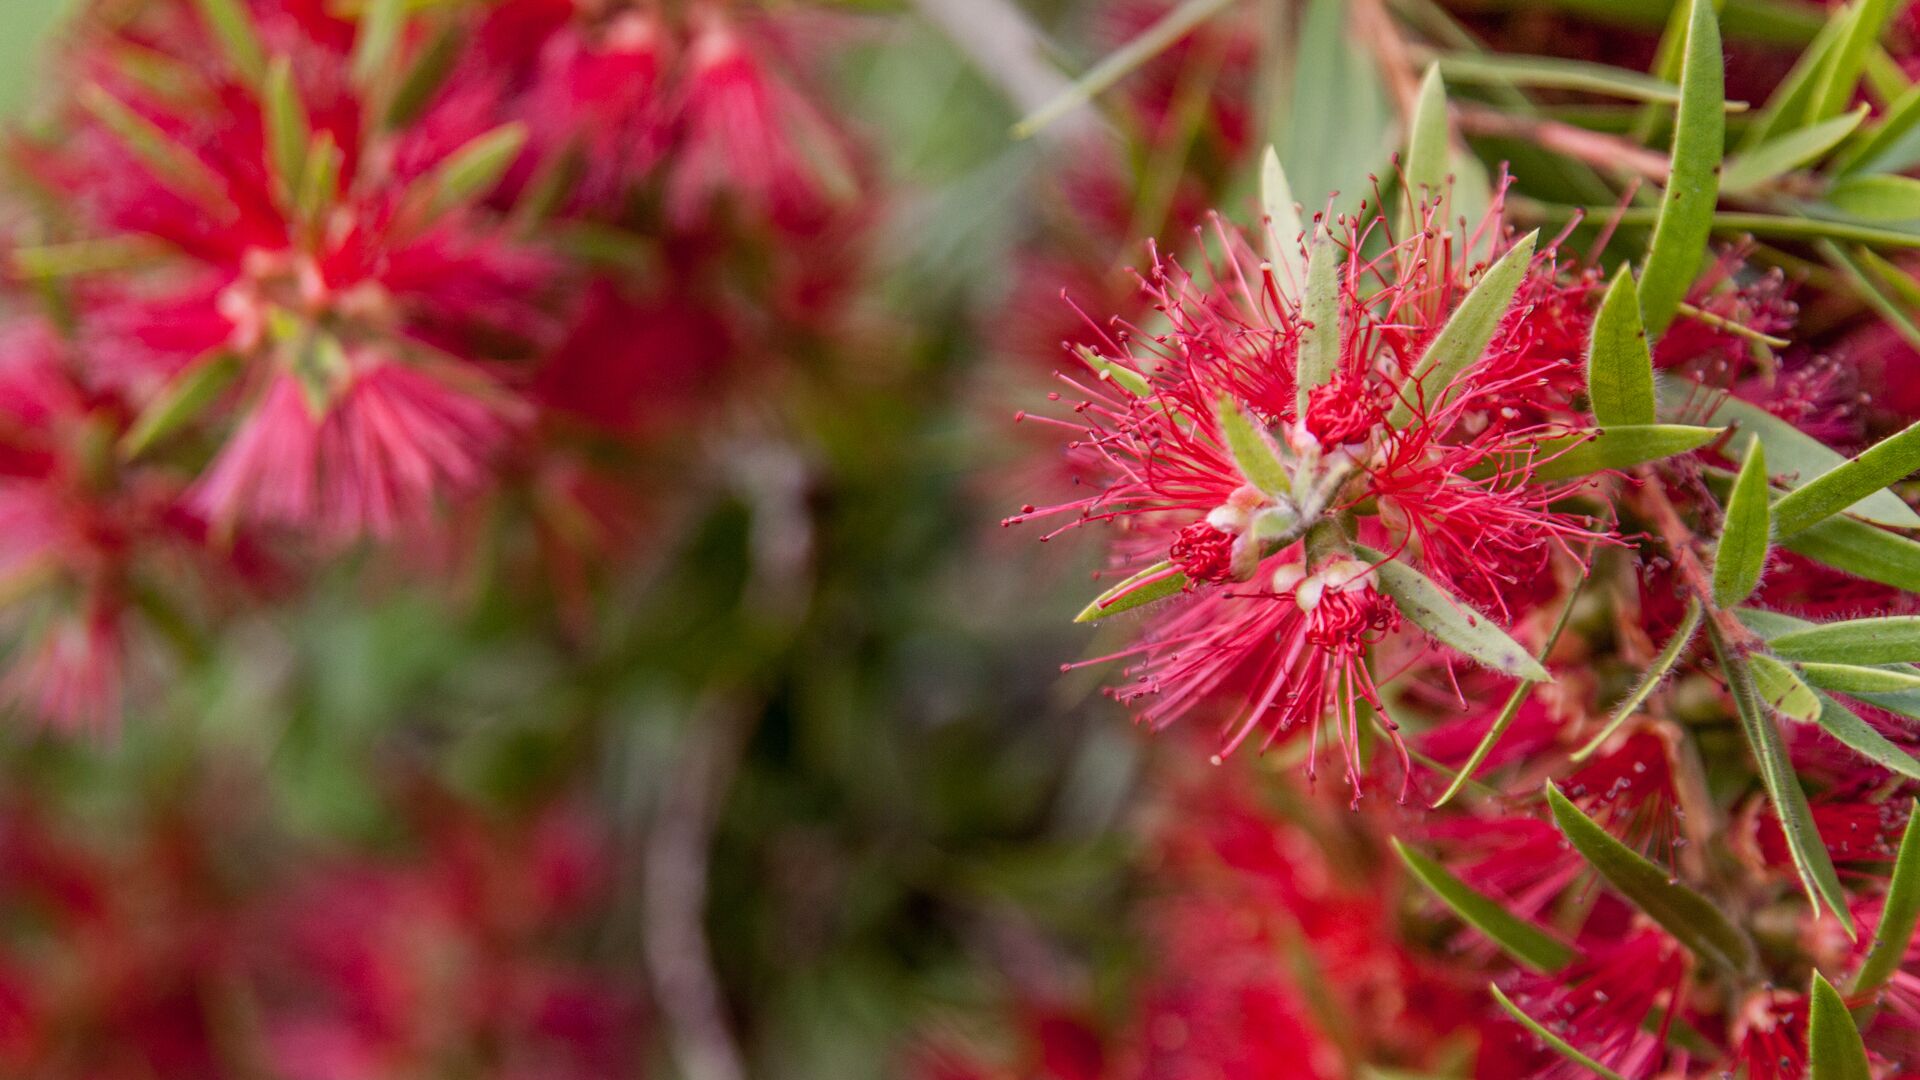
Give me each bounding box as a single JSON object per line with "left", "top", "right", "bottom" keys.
{"left": 1639, "top": 0, "right": 1723, "bottom": 336}
{"left": 1400, "top": 64, "right": 1450, "bottom": 238}
{"left": 1781, "top": 512, "right": 1920, "bottom": 592}
{"left": 1388, "top": 232, "right": 1538, "bottom": 428}
{"left": 1722, "top": 106, "right": 1869, "bottom": 193}
{"left": 1487, "top": 984, "right": 1627, "bottom": 1080}
{"left": 384, "top": 21, "right": 463, "bottom": 130}
{"left": 1714, "top": 440, "right": 1772, "bottom": 606}
{"left": 1772, "top": 419, "right": 1920, "bottom": 535}
{"left": 1076, "top": 346, "right": 1152, "bottom": 399}
{"left": 1742, "top": 4, "right": 1850, "bottom": 148}
{"left": 1808, "top": 972, "right": 1873, "bottom": 1080}
{"left": 0, "top": 0, "right": 71, "bottom": 119}
{"left": 1854, "top": 801, "right": 1920, "bottom": 995}
{"left": 80, "top": 85, "right": 235, "bottom": 218}
{"left": 1736, "top": 606, "right": 1816, "bottom": 639}
{"left": 1217, "top": 396, "right": 1291, "bottom": 497}
{"left": 1710, "top": 621, "right": 1855, "bottom": 935}
{"left": 1534, "top": 203, "right": 1920, "bottom": 249}
{"left": 1295, "top": 226, "right": 1343, "bottom": 418}
{"left": 1751, "top": 654, "right": 1821, "bottom": 722}
{"left": 1425, "top": 51, "right": 1692, "bottom": 105}
{"left": 1808, "top": 0, "right": 1896, "bottom": 124}
{"left": 351, "top": 0, "right": 406, "bottom": 92}
{"left": 1805, "top": 689, "right": 1920, "bottom": 782}
{"left": 1573, "top": 598, "right": 1703, "bottom": 761}
{"left": 414, "top": 123, "right": 528, "bottom": 219}
{"left": 1797, "top": 663, "right": 1920, "bottom": 694}
{"left": 1667, "top": 382, "right": 1920, "bottom": 529}
{"left": 262, "top": 56, "right": 309, "bottom": 207}
{"left": 1260, "top": 148, "right": 1306, "bottom": 295}
{"left": 1075, "top": 563, "right": 1189, "bottom": 623}
{"left": 296, "top": 130, "right": 342, "bottom": 223}
{"left": 1770, "top": 617, "right": 1920, "bottom": 664}
{"left": 1825, "top": 173, "right": 1920, "bottom": 221}
{"left": 1518, "top": 424, "right": 1721, "bottom": 481}
{"left": 1833, "top": 81, "right": 1920, "bottom": 174}
{"left": 1357, "top": 547, "right": 1549, "bottom": 681}
{"left": 1279, "top": 0, "right": 1392, "bottom": 219}
{"left": 1393, "top": 840, "right": 1574, "bottom": 972}
{"left": 1546, "top": 782, "right": 1756, "bottom": 974}
{"left": 119, "top": 351, "right": 241, "bottom": 459}
{"left": 1585, "top": 268, "right": 1657, "bottom": 426}
{"left": 1433, "top": 584, "right": 1582, "bottom": 808}
{"left": 193, "top": 0, "right": 268, "bottom": 85}
{"left": 1010, "top": 0, "right": 1234, "bottom": 139}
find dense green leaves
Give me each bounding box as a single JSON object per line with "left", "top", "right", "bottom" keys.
{"left": 1808, "top": 972, "right": 1872, "bottom": 1080}
{"left": 1808, "top": 0, "right": 1898, "bottom": 124}
{"left": 1357, "top": 546, "right": 1549, "bottom": 681}
{"left": 1075, "top": 563, "right": 1188, "bottom": 623}
{"left": 1772, "top": 420, "right": 1920, "bottom": 536}
{"left": 1521, "top": 425, "right": 1721, "bottom": 481}
{"left": 1545, "top": 783, "right": 1755, "bottom": 974}
{"left": 1713, "top": 441, "right": 1772, "bottom": 606}
{"left": 1854, "top": 803, "right": 1920, "bottom": 995}
{"left": 1770, "top": 616, "right": 1920, "bottom": 664}
{"left": 1393, "top": 840, "right": 1574, "bottom": 972}
{"left": 1712, "top": 622, "right": 1854, "bottom": 934}
{"left": 1638, "top": 0, "right": 1723, "bottom": 335}
{"left": 1585, "top": 269, "right": 1657, "bottom": 426}
{"left": 1388, "top": 232, "right": 1537, "bottom": 428}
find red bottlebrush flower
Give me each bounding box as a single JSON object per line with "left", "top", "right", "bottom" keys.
{"left": 514, "top": 8, "right": 673, "bottom": 211}
{"left": 666, "top": 8, "right": 855, "bottom": 233}
{"left": 1014, "top": 196, "right": 1615, "bottom": 787}
{"left": 1727, "top": 990, "right": 1809, "bottom": 1080}
{"left": 1502, "top": 930, "right": 1687, "bottom": 1079}
{"left": 26, "top": 1, "right": 561, "bottom": 541}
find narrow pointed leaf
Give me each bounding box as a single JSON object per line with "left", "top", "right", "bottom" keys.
{"left": 1808, "top": 972, "right": 1873, "bottom": 1080}
{"left": 1546, "top": 783, "right": 1756, "bottom": 974}
{"left": 296, "top": 130, "right": 341, "bottom": 223}
{"left": 1400, "top": 64, "right": 1450, "bottom": 238}
{"left": 385, "top": 21, "right": 463, "bottom": 129}
{"left": 1854, "top": 801, "right": 1920, "bottom": 995}
{"left": 1295, "top": 227, "right": 1342, "bottom": 418}
{"left": 1357, "top": 546, "right": 1549, "bottom": 681}
{"left": 1638, "top": 0, "right": 1723, "bottom": 336}
{"left": 1279, "top": 0, "right": 1392, "bottom": 220}
{"left": 1798, "top": 663, "right": 1920, "bottom": 694}
{"left": 416, "top": 123, "right": 528, "bottom": 219}
{"left": 1011, "top": 0, "right": 1234, "bottom": 138}
{"left": 1751, "top": 654, "right": 1821, "bottom": 722}
{"left": 1076, "top": 563, "right": 1188, "bottom": 623}
{"left": 1434, "top": 585, "right": 1582, "bottom": 807}
{"left": 1771, "top": 616, "right": 1920, "bottom": 664}
{"left": 1742, "top": 5, "right": 1849, "bottom": 149}
{"left": 1808, "top": 0, "right": 1894, "bottom": 124}
{"left": 1076, "top": 347, "right": 1151, "bottom": 398}
{"left": 1781, "top": 513, "right": 1920, "bottom": 592}
{"left": 1394, "top": 840, "right": 1574, "bottom": 972}
{"left": 193, "top": 0, "right": 267, "bottom": 85}
{"left": 1423, "top": 52, "right": 1691, "bottom": 104}
{"left": 1574, "top": 599, "right": 1703, "bottom": 760}
{"left": 1217, "top": 396, "right": 1291, "bottom": 497}
{"left": 1737, "top": 606, "right": 1815, "bottom": 639}
{"left": 1586, "top": 268, "right": 1657, "bottom": 425}
{"left": 1826, "top": 173, "right": 1920, "bottom": 220}
{"left": 1714, "top": 440, "right": 1772, "bottom": 606}
{"left": 1518, "top": 424, "right": 1721, "bottom": 481}
{"left": 1773, "top": 420, "right": 1920, "bottom": 536}
{"left": 1260, "top": 148, "right": 1306, "bottom": 294}
{"left": 119, "top": 351, "right": 241, "bottom": 459}
{"left": 262, "top": 56, "right": 309, "bottom": 204}
{"left": 80, "top": 85, "right": 235, "bottom": 217}
{"left": 351, "top": 0, "right": 405, "bottom": 91}
{"left": 1722, "top": 106, "right": 1868, "bottom": 192}
{"left": 1834, "top": 80, "right": 1920, "bottom": 174}
{"left": 1388, "top": 232, "right": 1538, "bottom": 428}
{"left": 1487, "top": 984, "right": 1627, "bottom": 1080}
{"left": 1805, "top": 690, "right": 1920, "bottom": 782}
{"left": 1668, "top": 383, "right": 1920, "bottom": 528}
{"left": 1711, "top": 621, "right": 1855, "bottom": 934}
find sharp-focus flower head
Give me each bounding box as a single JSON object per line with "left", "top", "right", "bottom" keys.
{"left": 1012, "top": 189, "right": 1617, "bottom": 794}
